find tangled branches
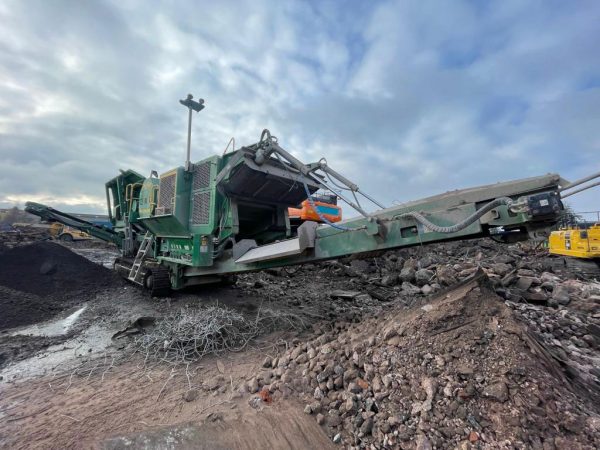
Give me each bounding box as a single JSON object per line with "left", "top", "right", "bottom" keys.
{"left": 133, "top": 304, "right": 307, "bottom": 367}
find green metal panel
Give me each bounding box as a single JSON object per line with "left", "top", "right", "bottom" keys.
{"left": 195, "top": 234, "right": 214, "bottom": 266}
{"left": 159, "top": 237, "right": 194, "bottom": 265}
{"left": 173, "top": 167, "right": 191, "bottom": 228}
{"left": 189, "top": 155, "right": 221, "bottom": 236}
{"left": 139, "top": 178, "right": 159, "bottom": 218}
{"left": 139, "top": 215, "right": 190, "bottom": 238}
{"left": 157, "top": 235, "right": 214, "bottom": 267}
{"left": 142, "top": 166, "right": 193, "bottom": 239}
{"left": 104, "top": 169, "right": 145, "bottom": 228}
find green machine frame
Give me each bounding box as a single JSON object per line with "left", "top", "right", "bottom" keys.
{"left": 26, "top": 97, "right": 584, "bottom": 296}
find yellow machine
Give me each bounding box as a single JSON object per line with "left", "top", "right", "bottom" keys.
{"left": 549, "top": 224, "right": 600, "bottom": 259}
{"left": 49, "top": 223, "right": 92, "bottom": 241}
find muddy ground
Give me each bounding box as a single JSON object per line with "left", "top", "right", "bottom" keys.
{"left": 0, "top": 238, "right": 599, "bottom": 449}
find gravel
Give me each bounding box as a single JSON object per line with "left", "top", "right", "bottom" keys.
{"left": 237, "top": 238, "right": 600, "bottom": 448}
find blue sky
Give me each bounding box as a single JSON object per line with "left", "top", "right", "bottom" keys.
{"left": 0, "top": 0, "right": 599, "bottom": 219}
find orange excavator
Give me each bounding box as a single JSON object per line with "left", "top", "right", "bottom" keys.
{"left": 288, "top": 193, "right": 342, "bottom": 225}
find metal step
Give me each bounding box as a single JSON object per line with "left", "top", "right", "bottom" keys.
{"left": 128, "top": 231, "right": 153, "bottom": 284}
{"left": 234, "top": 221, "right": 318, "bottom": 265}
{"left": 235, "top": 238, "right": 303, "bottom": 264}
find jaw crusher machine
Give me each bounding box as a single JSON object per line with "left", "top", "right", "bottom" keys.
{"left": 26, "top": 95, "right": 598, "bottom": 296}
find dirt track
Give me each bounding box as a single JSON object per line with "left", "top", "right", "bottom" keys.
{"left": 0, "top": 337, "right": 334, "bottom": 449}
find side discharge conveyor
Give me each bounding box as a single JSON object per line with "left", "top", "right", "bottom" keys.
{"left": 23, "top": 203, "right": 122, "bottom": 246}
{"left": 25, "top": 95, "right": 599, "bottom": 296}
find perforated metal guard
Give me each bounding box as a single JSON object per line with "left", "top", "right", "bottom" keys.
{"left": 193, "top": 162, "right": 211, "bottom": 191}
{"left": 158, "top": 173, "right": 176, "bottom": 214}
{"left": 192, "top": 191, "right": 211, "bottom": 225}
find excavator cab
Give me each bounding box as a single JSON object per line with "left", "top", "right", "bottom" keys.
{"left": 549, "top": 223, "right": 600, "bottom": 259}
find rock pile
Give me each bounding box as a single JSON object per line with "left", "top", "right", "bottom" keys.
{"left": 245, "top": 274, "right": 599, "bottom": 448}
{"left": 239, "top": 239, "right": 600, "bottom": 448}
{"left": 242, "top": 239, "right": 598, "bottom": 313}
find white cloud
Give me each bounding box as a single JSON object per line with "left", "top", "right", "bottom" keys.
{"left": 0, "top": 0, "right": 598, "bottom": 216}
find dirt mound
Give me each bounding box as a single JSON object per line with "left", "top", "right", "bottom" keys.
{"left": 0, "top": 241, "right": 115, "bottom": 296}
{"left": 252, "top": 273, "right": 600, "bottom": 448}
{"left": 0, "top": 286, "right": 66, "bottom": 331}
{"left": 0, "top": 242, "right": 119, "bottom": 330}
{"left": 245, "top": 237, "right": 600, "bottom": 395}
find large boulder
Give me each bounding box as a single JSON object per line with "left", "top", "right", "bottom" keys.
{"left": 436, "top": 266, "right": 458, "bottom": 286}
{"left": 552, "top": 285, "right": 571, "bottom": 305}
{"left": 402, "top": 282, "right": 422, "bottom": 295}
{"left": 415, "top": 269, "right": 435, "bottom": 286}
{"left": 400, "top": 267, "right": 416, "bottom": 283}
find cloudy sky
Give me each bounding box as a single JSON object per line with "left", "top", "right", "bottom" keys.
{"left": 1, "top": 0, "right": 599, "bottom": 219}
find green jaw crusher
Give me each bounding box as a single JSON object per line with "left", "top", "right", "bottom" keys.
{"left": 26, "top": 95, "right": 571, "bottom": 296}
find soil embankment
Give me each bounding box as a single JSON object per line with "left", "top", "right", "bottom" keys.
{"left": 0, "top": 242, "right": 118, "bottom": 330}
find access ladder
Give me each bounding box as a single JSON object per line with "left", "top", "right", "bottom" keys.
{"left": 128, "top": 231, "right": 153, "bottom": 285}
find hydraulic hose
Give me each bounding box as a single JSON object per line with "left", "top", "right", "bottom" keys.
{"left": 212, "top": 237, "right": 235, "bottom": 259}
{"left": 392, "top": 197, "right": 515, "bottom": 234}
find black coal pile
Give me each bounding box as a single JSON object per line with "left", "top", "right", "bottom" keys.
{"left": 0, "top": 242, "right": 119, "bottom": 330}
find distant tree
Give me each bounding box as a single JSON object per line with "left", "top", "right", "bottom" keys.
{"left": 2, "top": 206, "right": 20, "bottom": 225}
{"left": 0, "top": 205, "right": 38, "bottom": 225}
